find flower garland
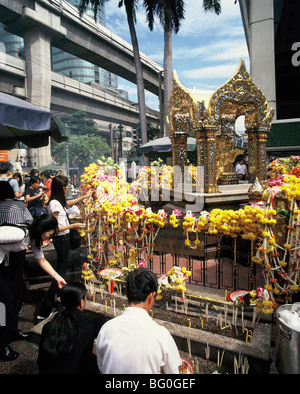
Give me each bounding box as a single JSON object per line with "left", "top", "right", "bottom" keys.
{"left": 176, "top": 157, "right": 300, "bottom": 310}
{"left": 128, "top": 165, "right": 174, "bottom": 201}
{"left": 79, "top": 157, "right": 299, "bottom": 313}
{"left": 156, "top": 266, "right": 192, "bottom": 300}
{"left": 79, "top": 161, "right": 170, "bottom": 281}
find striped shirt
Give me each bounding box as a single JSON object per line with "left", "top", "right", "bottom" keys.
{"left": 0, "top": 199, "right": 33, "bottom": 225}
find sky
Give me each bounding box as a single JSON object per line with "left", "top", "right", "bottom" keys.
{"left": 104, "top": 0, "right": 250, "bottom": 113}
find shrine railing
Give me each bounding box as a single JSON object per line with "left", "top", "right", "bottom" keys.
{"left": 148, "top": 233, "right": 264, "bottom": 292}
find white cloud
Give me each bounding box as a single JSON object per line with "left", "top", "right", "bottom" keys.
{"left": 182, "top": 63, "right": 239, "bottom": 80}
{"left": 104, "top": 0, "right": 249, "bottom": 104}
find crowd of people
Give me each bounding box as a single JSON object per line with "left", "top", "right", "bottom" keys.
{"left": 0, "top": 161, "right": 182, "bottom": 374}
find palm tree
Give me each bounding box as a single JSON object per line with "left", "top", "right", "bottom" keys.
{"left": 78, "top": 0, "right": 148, "bottom": 151}
{"left": 203, "top": 0, "right": 222, "bottom": 15}
{"left": 143, "top": 0, "right": 185, "bottom": 137}
{"left": 144, "top": 0, "right": 221, "bottom": 136}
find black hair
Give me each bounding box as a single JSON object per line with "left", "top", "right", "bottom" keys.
{"left": 49, "top": 175, "right": 68, "bottom": 207}
{"left": 28, "top": 214, "right": 58, "bottom": 250}
{"left": 0, "top": 161, "right": 11, "bottom": 174}
{"left": 0, "top": 181, "right": 15, "bottom": 200}
{"left": 29, "top": 176, "right": 40, "bottom": 186}
{"left": 42, "top": 170, "right": 51, "bottom": 179}
{"left": 126, "top": 268, "right": 158, "bottom": 304}
{"left": 30, "top": 168, "right": 39, "bottom": 177}
{"left": 13, "top": 172, "right": 23, "bottom": 187}
{"left": 39, "top": 282, "right": 86, "bottom": 358}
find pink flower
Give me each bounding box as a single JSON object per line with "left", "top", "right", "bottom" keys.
{"left": 256, "top": 287, "right": 264, "bottom": 298}
{"left": 138, "top": 260, "right": 146, "bottom": 268}
{"left": 173, "top": 208, "right": 182, "bottom": 217}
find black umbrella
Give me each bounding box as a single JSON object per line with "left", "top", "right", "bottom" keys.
{"left": 0, "top": 92, "right": 68, "bottom": 149}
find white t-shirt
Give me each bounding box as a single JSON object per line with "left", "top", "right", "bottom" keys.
{"left": 0, "top": 226, "right": 43, "bottom": 263}
{"left": 96, "top": 307, "right": 182, "bottom": 374}
{"left": 236, "top": 163, "right": 247, "bottom": 175}
{"left": 48, "top": 199, "right": 69, "bottom": 236}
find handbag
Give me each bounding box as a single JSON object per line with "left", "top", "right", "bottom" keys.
{"left": 67, "top": 214, "right": 82, "bottom": 250}
{"left": 69, "top": 228, "right": 82, "bottom": 250}
{"left": 29, "top": 206, "right": 48, "bottom": 218}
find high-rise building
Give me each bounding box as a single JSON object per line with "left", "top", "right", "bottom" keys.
{"left": 51, "top": 0, "right": 118, "bottom": 90}
{"left": 0, "top": 0, "right": 119, "bottom": 91}
{"left": 239, "top": 0, "right": 300, "bottom": 159}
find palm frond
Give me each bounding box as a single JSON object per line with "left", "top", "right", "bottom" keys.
{"left": 203, "top": 0, "right": 222, "bottom": 15}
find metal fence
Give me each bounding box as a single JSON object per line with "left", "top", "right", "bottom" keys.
{"left": 149, "top": 233, "right": 264, "bottom": 292}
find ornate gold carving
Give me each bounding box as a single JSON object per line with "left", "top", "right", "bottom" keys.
{"left": 216, "top": 136, "right": 244, "bottom": 180}
{"left": 167, "top": 59, "right": 275, "bottom": 193}
{"left": 208, "top": 59, "right": 274, "bottom": 130}
{"left": 167, "top": 71, "right": 197, "bottom": 136}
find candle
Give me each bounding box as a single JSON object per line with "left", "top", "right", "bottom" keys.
{"left": 105, "top": 300, "right": 107, "bottom": 313}
{"left": 187, "top": 318, "right": 191, "bottom": 336}
{"left": 199, "top": 316, "right": 203, "bottom": 329}
{"left": 187, "top": 338, "right": 191, "bottom": 359}
{"left": 205, "top": 343, "right": 210, "bottom": 360}
{"left": 113, "top": 299, "right": 116, "bottom": 317}
{"left": 245, "top": 328, "right": 249, "bottom": 346}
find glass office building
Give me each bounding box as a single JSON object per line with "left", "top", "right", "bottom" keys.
{"left": 51, "top": 0, "right": 118, "bottom": 90}
{"left": 0, "top": 0, "right": 118, "bottom": 90}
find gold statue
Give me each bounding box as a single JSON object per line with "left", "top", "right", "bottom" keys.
{"left": 216, "top": 135, "right": 244, "bottom": 180}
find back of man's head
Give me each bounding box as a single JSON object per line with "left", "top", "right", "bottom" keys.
{"left": 0, "top": 161, "right": 11, "bottom": 175}
{"left": 126, "top": 268, "right": 158, "bottom": 305}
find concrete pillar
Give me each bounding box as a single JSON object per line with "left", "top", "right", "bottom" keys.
{"left": 249, "top": 0, "right": 277, "bottom": 117}
{"left": 23, "top": 27, "right": 52, "bottom": 111}
{"left": 4, "top": 2, "right": 67, "bottom": 168}
{"left": 23, "top": 26, "right": 52, "bottom": 167}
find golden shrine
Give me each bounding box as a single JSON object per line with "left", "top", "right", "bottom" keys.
{"left": 167, "top": 59, "right": 275, "bottom": 193}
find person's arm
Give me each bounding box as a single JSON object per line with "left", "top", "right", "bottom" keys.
{"left": 25, "top": 191, "right": 44, "bottom": 203}
{"left": 9, "top": 179, "right": 22, "bottom": 198}
{"left": 51, "top": 210, "right": 86, "bottom": 233}
{"left": 14, "top": 190, "right": 23, "bottom": 198}
{"left": 66, "top": 189, "right": 93, "bottom": 207}
{"left": 36, "top": 256, "right": 66, "bottom": 288}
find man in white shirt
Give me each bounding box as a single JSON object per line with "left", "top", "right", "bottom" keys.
{"left": 235, "top": 159, "right": 248, "bottom": 180}
{"left": 96, "top": 268, "right": 182, "bottom": 374}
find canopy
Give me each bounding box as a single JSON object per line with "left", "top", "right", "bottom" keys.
{"left": 0, "top": 92, "right": 68, "bottom": 149}
{"left": 139, "top": 136, "right": 196, "bottom": 153}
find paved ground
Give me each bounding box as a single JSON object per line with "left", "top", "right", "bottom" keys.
{"left": 0, "top": 241, "right": 280, "bottom": 375}
{"left": 0, "top": 285, "right": 45, "bottom": 374}
{"left": 0, "top": 281, "right": 280, "bottom": 375}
